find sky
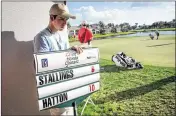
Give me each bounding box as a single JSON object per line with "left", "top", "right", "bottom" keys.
{"left": 67, "top": 2, "right": 175, "bottom": 26}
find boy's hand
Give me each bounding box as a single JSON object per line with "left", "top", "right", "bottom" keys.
{"left": 71, "top": 45, "right": 83, "bottom": 54}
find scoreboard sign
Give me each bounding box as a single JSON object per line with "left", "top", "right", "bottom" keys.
{"left": 34, "top": 48, "right": 100, "bottom": 111}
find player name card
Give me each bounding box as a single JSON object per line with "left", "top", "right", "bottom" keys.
{"left": 38, "top": 82, "right": 100, "bottom": 110}
{"left": 34, "top": 48, "right": 100, "bottom": 74}
{"left": 34, "top": 48, "right": 101, "bottom": 111}
{"left": 36, "top": 64, "right": 100, "bottom": 87}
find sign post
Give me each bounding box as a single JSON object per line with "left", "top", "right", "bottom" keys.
{"left": 72, "top": 101, "right": 77, "bottom": 116}
{"left": 34, "top": 48, "right": 100, "bottom": 115}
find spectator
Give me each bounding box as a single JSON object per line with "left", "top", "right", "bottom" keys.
{"left": 78, "top": 21, "right": 93, "bottom": 48}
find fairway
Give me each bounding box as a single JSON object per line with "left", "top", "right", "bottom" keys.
{"left": 71, "top": 35, "right": 175, "bottom": 67}
{"left": 71, "top": 35, "right": 175, "bottom": 115}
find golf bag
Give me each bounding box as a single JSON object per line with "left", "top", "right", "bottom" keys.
{"left": 112, "top": 52, "right": 143, "bottom": 69}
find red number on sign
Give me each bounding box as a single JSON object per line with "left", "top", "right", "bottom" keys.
{"left": 89, "top": 84, "right": 95, "bottom": 92}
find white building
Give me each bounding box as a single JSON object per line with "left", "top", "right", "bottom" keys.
{"left": 68, "top": 26, "right": 80, "bottom": 37}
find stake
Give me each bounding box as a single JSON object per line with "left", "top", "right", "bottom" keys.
{"left": 72, "top": 101, "right": 77, "bottom": 116}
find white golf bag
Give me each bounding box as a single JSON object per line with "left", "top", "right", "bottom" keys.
{"left": 112, "top": 52, "right": 143, "bottom": 69}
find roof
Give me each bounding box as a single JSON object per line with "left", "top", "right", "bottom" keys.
{"left": 69, "top": 26, "right": 80, "bottom": 31}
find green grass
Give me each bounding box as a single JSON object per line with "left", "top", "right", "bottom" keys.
{"left": 78, "top": 60, "right": 175, "bottom": 115}
{"left": 71, "top": 35, "right": 175, "bottom": 115}
{"left": 72, "top": 35, "right": 175, "bottom": 67}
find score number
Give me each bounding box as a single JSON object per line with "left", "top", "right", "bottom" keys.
{"left": 89, "top": 84, "right": 95, "bottom": 92}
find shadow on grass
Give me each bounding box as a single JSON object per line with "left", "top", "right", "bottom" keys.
{"left": 96, "top": 76, "right": 175, "bottom": 104}
{"left": 100, "top": 65, "right": 142, "bottom": 72}
{"left": 146, "top": 43, "right": 175, "bottom": 47}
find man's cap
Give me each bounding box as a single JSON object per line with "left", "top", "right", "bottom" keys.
{"left": 49, "top": 3, "right": 76, "bottom": 19}
{"left": 82, "top": 20, "right": 87, "bottom": 26}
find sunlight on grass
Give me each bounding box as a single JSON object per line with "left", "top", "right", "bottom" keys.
{"left": 77, "top": 59, "right": 175, "bottom": 115}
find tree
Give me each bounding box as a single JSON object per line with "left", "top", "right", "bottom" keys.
{"left": 79, "top": 24, "right": 82, "bottom": 28}
{"left": 111, "top": 27, "right": 117, "bottom": 33}
{"left": 138, "top": 25, "right": 142, "bottom": 29}
{"left": 143, "top": 24, "right": 146, "bottom": 29}
{"left": 100, "top": 29, "right": 106, "bottom": 34}
{"left": 131, "top": 25, "right": 136, "bottom": 30}
{"left": 99, "top": 21, "right": 105, "bottom": 29}
{"left": 98, "top": 21, "right": 106, "bottom": 34}
{"left": 111, "top": 23, "right": 115, "bottom": 28}
{"left": 152, "top": 22, "right": 156, "bottom": 29}
{"left": 115, "top": 24, "right": 119, "bottom": 28}
{"left": 107, "top": 23, "right": 112, "bottom": 28}
{"left": 164, "top": 21, "right": 168, "bottom": 28}
{"left": 135, "top": 23, "right": 138, "bottom": 27}
{"left": 119, "top": 23, "right": 124, "bottom": 31}
{"left": 119, "top": 23, "right": 123, "bottom": 28}
{"left": 171, "top": 19, "right": 175, "bottom": 28}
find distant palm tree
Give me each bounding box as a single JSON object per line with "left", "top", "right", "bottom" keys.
{"left": 143, "top": 24, "right": 146, "bottom": 29}
{"left": 115, "top": 24, "right": 119, "bottom": 28}
{"left": 99, "top": 21, "right": 105, "bottom": 29}
{"left": 79, "top": 24, "right": 82, "bottom": 28}
{"left": 135, "top": 23, "right": 138, "bottom": 29}
{"left": 107, "top": 23, "right": 112, "bottom": 28}
{"left": 119, "top": 24, "right": 123, "bottom": 28}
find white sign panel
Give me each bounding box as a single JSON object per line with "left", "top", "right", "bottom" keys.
{"left": 34, "top": 48, "right": 99, "bottom": 74}
{"left": 38, "top": 73, "right": 100, "bottom": 99}
{"left": 36, "top": 64, "right": 100, "bottom": 87}
{"left": 38, "top": 82, "right": 100, "bottom": 110}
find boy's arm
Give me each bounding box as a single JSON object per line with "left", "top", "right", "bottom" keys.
{"left": 34, "top": 35, "right": 50, "bottom": 53}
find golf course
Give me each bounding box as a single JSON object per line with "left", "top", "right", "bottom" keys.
{"left": 71, "top": 35, "right": 175, "bottom": 115}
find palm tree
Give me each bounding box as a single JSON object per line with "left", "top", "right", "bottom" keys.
{"left": 143, "top": 24, "right": 146, "bottom": 29}
{"left": 119, "top": 23, "right": 123, "bottom": 29}
{"left": 99, "top": 21, "right": 105, "bottom": 29}
{"left": 78, "top": 24, "right": 82, "bottom": 28}
{"left": 111, "top": 23, "right": 115, "bottom": 28}
{"left": 119, "top": 23, "right": 124, "bottom": 31}
{"left": 107, "top": 23, "right": 112, "bottom": 28}
{"left": 135, "top": 23, "right": 138, "bottom": 29}
{"left": 98, "top": 21, "right": 105, "bottom": 34}
{"left": 115, "top": 24, "right": 119, "bottom": 28}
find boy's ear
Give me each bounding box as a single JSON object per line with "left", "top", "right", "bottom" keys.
{"left": 50, "top": 15, "right": 54, "bottom": 21}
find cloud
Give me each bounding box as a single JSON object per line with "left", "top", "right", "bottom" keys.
{"left": 69, "top": 2, "right": 175, "bottom": 26}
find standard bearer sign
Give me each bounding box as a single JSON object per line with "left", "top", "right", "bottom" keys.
{"left": 34, "top": 48, "right": 100, "bottom": 111}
